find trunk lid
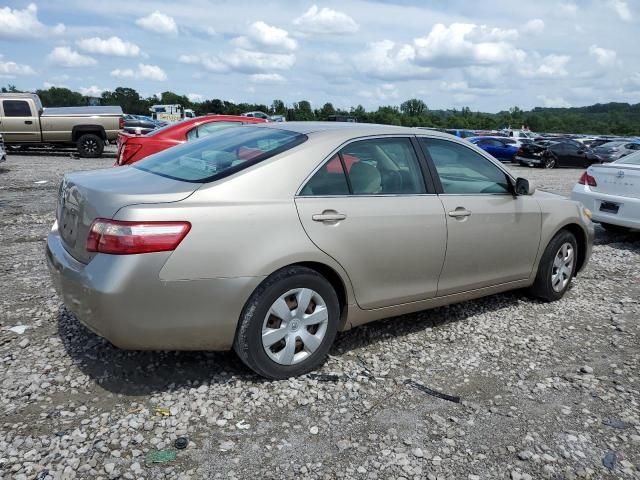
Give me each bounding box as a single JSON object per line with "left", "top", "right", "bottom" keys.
{"left": 587, "top": 163, "right": 640, "bottom": 198}
{"left": 57, "top": 166, "right": 199, "bottom": 263}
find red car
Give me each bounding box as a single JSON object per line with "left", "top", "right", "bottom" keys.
{"left": 115, "top": 115, "right": 267, "bottom": 165}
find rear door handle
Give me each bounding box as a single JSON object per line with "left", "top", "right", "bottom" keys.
{"left": 448, "top": 208, "right": 472, "bottom": 218}
{"left": 312, "top": 211, "right": 347, "bottom": 222}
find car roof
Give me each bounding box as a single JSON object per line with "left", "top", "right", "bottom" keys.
{"left": 252, "top": 121, "right": 459, "bottom": 140}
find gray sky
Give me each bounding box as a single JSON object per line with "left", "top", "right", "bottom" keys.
{"left": 1, "top": 0, "right": 638, "bottom": 112}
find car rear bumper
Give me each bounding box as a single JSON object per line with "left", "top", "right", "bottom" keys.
{"left": 46, "top": 227, "right": 263, "bottom": 350}
{"left": 571, "top": 186, "right": 640, "bottom": 229}
{"left": 516, "top": 155, "right": 542, "bottom": 165}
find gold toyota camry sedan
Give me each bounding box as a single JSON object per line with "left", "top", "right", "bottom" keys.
{"left": 47, "top": 123, "right": 594, "bottom": 378}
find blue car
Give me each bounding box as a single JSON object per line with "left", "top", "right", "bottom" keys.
{"left": 445, "top": 129, "right": 476, "bottom": 138}
{"left": 467, "top": 136, "right": 519, "bottom": 162}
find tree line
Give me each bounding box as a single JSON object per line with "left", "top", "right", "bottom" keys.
{"left": 3, "top": 84, "right": 640, "bottom": 136}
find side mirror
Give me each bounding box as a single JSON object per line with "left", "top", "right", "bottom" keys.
{"left": 515, "top": 177, "right": 535, "bottom": 196}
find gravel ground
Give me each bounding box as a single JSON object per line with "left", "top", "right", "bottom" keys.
{"left": 1, "top": 148, "right": 639, "bottom": 480}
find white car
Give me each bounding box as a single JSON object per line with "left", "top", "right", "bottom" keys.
{"left": 0, "top": 134, "right": 6, "bottom": 164}
{"left": 571, "top": 152, "right": 640, "bottom": 232}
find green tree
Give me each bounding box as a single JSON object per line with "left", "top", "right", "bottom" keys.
{"left": 400, "top": 98, "right": 427, "bottom": 117}
{"left": 36, "top": 87, "right": 86, "bottom": 107}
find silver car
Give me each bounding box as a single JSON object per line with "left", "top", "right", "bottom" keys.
{"left": 47, "top": 123, "right": 594, "bottom": 378}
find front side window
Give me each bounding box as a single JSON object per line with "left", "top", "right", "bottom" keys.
{"left": 186, "top": 121, "right": 242, "bottom": 141}
{"left": 420, "top": 138, "right": 511, "bottom": 194}
{"left": 135, "top": 126, "right": 306, "bottom": 183}
{"left": 300, "top": 137, "right": 426, "bottom": 196}
{"left": 2, "top": 100, "right": 31, "bottom": 117}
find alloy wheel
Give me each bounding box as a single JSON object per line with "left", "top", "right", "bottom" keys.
{"left": 551, "top": 243, "right": 574, "bottom": 292}
{"left": 261, "top": 288, "right": 329, "bottom": 365}
{"left": 83, "top": 138, "right": 98, "bottom": 153}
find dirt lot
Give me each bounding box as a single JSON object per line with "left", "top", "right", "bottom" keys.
{"left": 1, "top": 147, "right": 639, "bottom": 480}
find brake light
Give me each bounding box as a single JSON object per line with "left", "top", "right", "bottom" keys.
{"left": 578, "top": 172, "right": 597, "bottom": 187}
{"left": 119, "top": 142, "right": 143, "bottom": 165}
{"left": 86, "top": 219, "right": 191, "bottom": 254}
{"left": 119, "top": 116, "right": 125, "bottom": 129}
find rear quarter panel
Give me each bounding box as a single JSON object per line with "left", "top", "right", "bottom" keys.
{"left": 115, "top": 138, "right": 357, "bottom": 303}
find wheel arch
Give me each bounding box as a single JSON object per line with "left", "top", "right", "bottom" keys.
{"left": 556, "top": 223, "right": 588, "bottom": 274}
{"left": 72, "top": 125, "right": 107, "bottom": 142}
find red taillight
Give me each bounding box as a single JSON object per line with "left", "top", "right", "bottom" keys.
{"left": 578, "top": 172, "right": 597, "bottom": 187}
{"left": 119, "top": 117, "right": 125, "bottom": 129}
{"left": 86, "top": 219, "right": 191, "bottom": 254}
{"left": 119, "top": 142, "right": 143, "bottom": 165}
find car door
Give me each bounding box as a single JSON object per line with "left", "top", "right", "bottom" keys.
{"left": 295, "top": 136, "right": 447, "bottom": 309}
{"left": 0, "top": 99, "right": 39, "bottom": 143}
{"left": 418, "top": 137, "right": 541, "bottom": 296}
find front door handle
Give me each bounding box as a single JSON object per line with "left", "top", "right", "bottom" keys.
{"left": 448, "top": 208, "right": 472, "bottom": 218}
{"left": 312, "top": 211, "right": 347, "bottom": 222}
{"left": 24, "top": 120, "right": 33, "bottom": 125}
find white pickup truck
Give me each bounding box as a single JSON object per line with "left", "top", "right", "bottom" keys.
{"left": 0, "top": 93, "right": 123, "bottom": 157}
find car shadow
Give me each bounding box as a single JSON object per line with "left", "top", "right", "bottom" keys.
{"left": 58, "top": 291, "right": 529, "bottom": 395}
{"left": 333, "top": 291, "right": 527, "bottom": 355}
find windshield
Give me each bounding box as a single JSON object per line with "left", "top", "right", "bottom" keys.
{"left": 134, "top": 126, "right": 307, "bottom": 183}
{"left": 614, "top": 151, "right": 640, "bottom": 165}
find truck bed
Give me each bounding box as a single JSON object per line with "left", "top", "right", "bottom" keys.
{"left": 42, "top": 106, "right": 123, "bottom": 117}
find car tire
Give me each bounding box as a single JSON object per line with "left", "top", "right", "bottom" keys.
{"left": 601, "top": 222, "right": 631, "bottom": 233}
{"left": 234, "top": 266, "right": 340, "bottom": 379}
{"left": 528, "top": 230, "right": 578, "bottom": 302}
{"left": 77, "top": 133, "right": 104, "bottom": 158}
{"left": 543, "top": 154, "right": 557, "bottom": 169}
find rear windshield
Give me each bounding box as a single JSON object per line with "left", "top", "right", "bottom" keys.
{"left": 134, "top": 126, "right": 307, "bottom": 182}
{"left": 614, "top": 151, "right": 640, "bottom": 165}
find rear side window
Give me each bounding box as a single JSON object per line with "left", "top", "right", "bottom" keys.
{"left": 2, "top": 100, "right": 31, "bottom": 117}
{"left": 299, "top": 154, "right": 350, "bottom": 196}
{"left": 186, "top": 121, "right": 241, "bottom": 141}
{"left": 420, "top": 138, "right": 511, "bottom": 194}
{"left": 135, "top": 126, "right": 306, "bottom": 183}
{"left": 300, "top": 137, "right": 426, "bottom": 196}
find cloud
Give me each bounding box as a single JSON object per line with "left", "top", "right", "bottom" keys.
{"left": 47, "top": 47, "right": 97, "bottom": 68}
{"left": 293, "top": 5, "right": 359, "bottom": 35}
{"left": 77, "top": 36, "right": 141, "bottom": 57}
{"left": 187, "top": 93, "right": 203, "bottom": 102}
{"left": 250, "top": 73, "right": 286, "bottom": 83}
{"left": 111, "top": 64, "right": 167, "bottom": 81}
{"left": 589, "top": 45, "right": 617, "bottom": 67}
{"left": 608, "top": 0, "right": 632, "bottom": 21}
{"left": 222, "top": 49, "right": 295, "bottom": 73}
{"left": 232, "top": 21, "right": 297, "bottom": 52}
{"left": 136, "top": 11, "right": 178, "bottom": 35}
{"left": 0, "top": 55, "right": 35, "bottom": 77}
{"left": 355, "top": 40, "right": 430, "bottom": 80}
{"left": 519, "top": 54, "right": 570, "bottom": 78}
{"left": 359, "top": 83, "right": 399, "bottom": 101}
{"left": 0, "top": 3, "right": 64, "bottom": 39}
{"left": 412, "top": 23, "right": 524, "bottom": 67}
{"left": 538, "top": 95, "right": 571, "bottom": 108}
{"left": 559, "top": 3, "right": 578, "bottom": 16}
{"left": 523, "top": 19, "right": 545, "bottom": 34}
{"left": 78, "top": 85, "right": 106, "bottom": 97}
